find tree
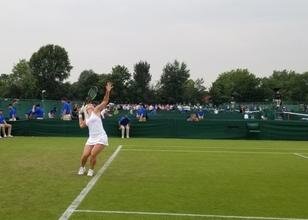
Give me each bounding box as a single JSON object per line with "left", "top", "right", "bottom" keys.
{"left": 74, "top": 70, "right": 100, "bottom": 100}
{"left": 159, "top": 60, "right": 190, "bottom": 103}
{"left": 0, "top": 74, "right": 11, "bottom": 98}
{"left": 131, "top": 61, "right": 152, "bottom": 103}
{"left": 209, "top": 69, "right": 262, "bottom": 104}
{"left": 0, "top": 60, "right": 37, "bottom": 98}
{"left": 11, "top": 59, "right": 37, "bottom": 98}
{"left": 108, "top": 65, "right": 131, "bottom": 103}
{"left": 183, "top": 78, "right": 208, "bottom": 104}
{"left": 260, "top": 70, "right": 308, "bottom": 102}
{"left": 29, "top": 44, "right": 72, "bottom": 99}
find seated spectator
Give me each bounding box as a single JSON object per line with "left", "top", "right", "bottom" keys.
{"left": 48, "top": 107, "right": 57, "bottom": 119}
{"left": 33, "top": 104, "right": 44, "bottom": 119}
{"left": 118, "top": 115, "right": 131, "bottom": 138}
{"left": 0, "top": 109, "right": 13, "bottom": 138}
{"left": 25, "top": 107, "right": 35, "bottom": 120}
{"left": 187, "top": 113, "right": 199, "bottom": 122}
{"left": 197, "top": 109, "right": 204, "bottom": 120}
{"left": 8, "top": 104, "right": 17, "bottom": 121}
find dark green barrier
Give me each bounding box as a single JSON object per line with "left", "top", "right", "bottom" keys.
{"left": 9, "top": 118, "right": 308, "bottom": 140}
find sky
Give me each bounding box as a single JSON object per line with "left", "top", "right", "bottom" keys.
{"left": 1, "top": 0, "right": 308, "bottom": 88}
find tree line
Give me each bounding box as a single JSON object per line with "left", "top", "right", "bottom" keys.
{"left": 1, "top": 44, "right": 307, "bottom": 104}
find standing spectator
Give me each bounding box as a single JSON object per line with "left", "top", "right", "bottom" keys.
{"left": 61, "top": 98, "right": 72, "bottom": 120}
{"left": 137, "top": 104, "right": 147, "bottom": 122}
{"left": 118, "top": 115, "right": 131, "bottom": 138}
{"left": 273, "top": 90, "right": 282, "bottom": 109}
{"left": 0, "top": 109, "right": 13, "bottom": 138}
{"left": 8, "top": 104, "right": 17, "bottom": 121}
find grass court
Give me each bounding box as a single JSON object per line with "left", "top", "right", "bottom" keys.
{"left": 0, "top": 137, "right": 308, "bottom": 220}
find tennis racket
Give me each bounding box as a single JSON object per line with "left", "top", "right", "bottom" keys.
{"left": 79, "top": 86, "right": 98, "bottom": 115}
{"left": 86, "top": 86, "right": 98, "bottom": 103}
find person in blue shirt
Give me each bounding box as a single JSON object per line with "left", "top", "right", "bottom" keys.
{"left": 136, "top": 104, "right": 147, "bottom": 122}
{"left": 0, "top": 109, "right": 13, "bottom": 138}
{"left": 25, "top": 108, "right": 35, "bottom": 119}
{"left": 118, "top": 115, "right": 131, "bottom": 138}
{"left": 32, "top": 104, "right": 44, "bottom": 119}
{"left": 8, "top": 104, "right": 17, "bottom": 121}
{"left": 61, "top": 98, "right": 72, "bottom": 120}
{"left": 197, "top": 109, "right": 205, "bottom": 120}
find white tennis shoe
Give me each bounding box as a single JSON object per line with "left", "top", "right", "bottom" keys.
{"left": 78, "top": 167, "right": 86, "bottom": 175}
{"left": 87, "top": 169, "right": 94, "bottom": 177}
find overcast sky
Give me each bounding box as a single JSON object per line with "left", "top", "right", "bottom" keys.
{"left": 1, "top": 0, "right": 307, "bottom": 87}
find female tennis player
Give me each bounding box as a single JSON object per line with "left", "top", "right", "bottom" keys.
{"left": 77, "top": 82, "right": 113, "bottom": 176}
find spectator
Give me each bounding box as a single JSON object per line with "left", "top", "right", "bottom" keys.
{"left": 187, "top": 113, "right": 199, "bottom": 122}
{"left": 197, "top": 109, "right": 204, "bottom": 120}
{"left": 32, "top": 104, "right": 44, "bottom": 119}
{"left": 72, "top": 104, "right": 79, "bottom": 120}
{"left": 8, "top": 104, "right": 17, "bottom": 121}
{"left": 0, "top": 109, "right": 13, "bottom": 138}
{"left": 136, "top": 104, "right": 147, "bottom": 122}
{"left": 48, "top": 107, "right": 57, "bottom": 119}
{"left": 25, "top": 108, "right": 35, "bottom": 120}
{"left": 273, "top": 90, "right": 282, "bottom": 109}
{"left": 61, "top": 98, "right": 72, "bottom": 120}
{"left": 118, "top": 115, "right": 131, "bottom": 138}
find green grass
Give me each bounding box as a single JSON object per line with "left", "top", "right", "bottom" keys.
{"left": 0, "top": 137, "right": 308, "bottom": 220}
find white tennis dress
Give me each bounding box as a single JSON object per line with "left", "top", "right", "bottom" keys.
{"left": 85, "top": 112, "right": 108, "bottom": 146}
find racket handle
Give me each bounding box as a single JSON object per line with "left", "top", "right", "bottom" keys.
{"left": 79, "top": 105, "right": 85, "bottom": 114}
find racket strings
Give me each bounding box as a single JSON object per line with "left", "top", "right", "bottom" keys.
{"left": 88, "top": 87, "right": 98, "bottom": 100}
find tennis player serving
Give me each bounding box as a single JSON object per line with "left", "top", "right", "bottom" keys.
{"left": 77, "top": 82, "right": 113, "bottom": 176}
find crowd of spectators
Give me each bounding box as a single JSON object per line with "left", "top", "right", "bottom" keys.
{"left": 2, "top": 96, "right": 307, "bottom": 139}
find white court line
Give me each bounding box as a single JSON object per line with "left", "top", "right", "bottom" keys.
{"left": 122, "top": 148, "right": 293, "bottom": 155}
{"left": 293, "top": 153, "right": 308, "bottom": 159}
{"left": 124, "top": 144, "right": 308, "bottom": 151}
{"left": 58, "top": 145, "right": 122, "bottom": 220}
{"left": 74, "top": 209, "right": 308, "bottom": 220}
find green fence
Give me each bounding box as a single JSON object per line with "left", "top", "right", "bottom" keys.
{"left": 8, "top": 118, "right": 308, "bottom": 140}
{"left": 2, "top": 98, "right": 308, "bottom": 140}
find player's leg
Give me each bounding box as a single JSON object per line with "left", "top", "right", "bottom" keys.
{"left": 81, "top": 145, "right": 92, "bottom": 166}
{"left": 88, "top": 144, "right": 105, "bottom": 176}
{"left": 78, "top": 145, "right": 92, "bottom": 175}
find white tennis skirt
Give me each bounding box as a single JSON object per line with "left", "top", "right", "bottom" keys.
{"left": 86, "top": 134, "right": 109, "bottom": 146}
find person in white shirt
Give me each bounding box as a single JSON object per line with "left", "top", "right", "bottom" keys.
{"left": 77, "top": 82, "right": 113, "bottom": 177}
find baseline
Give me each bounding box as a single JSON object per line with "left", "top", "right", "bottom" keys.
{"left": 74, "top": 209, "right": 308, "bottom": 220}
{"left": 293, "top": 153, "right": 308, "bottom": 159}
